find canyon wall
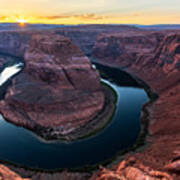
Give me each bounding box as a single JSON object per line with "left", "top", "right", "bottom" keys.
{"left": 0, "top": 25, "right": 140, "bottom": 58}
{"left": 0, "top": 31, "right": 32, "bottom": 57}
{"left": 55, "top": 25, "right": 140, "bottom": 56}
{"left": 91, "top": 31, "right": 180, "bottom": 179}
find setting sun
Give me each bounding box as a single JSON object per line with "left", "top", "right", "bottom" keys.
{"left": 17, "top": 18, "right": 28, "bottom": 26}
{"left": 0, "top": 0, "right": 179, "bottom": 25}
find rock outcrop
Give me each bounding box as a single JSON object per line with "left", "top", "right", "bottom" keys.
{"left": 90, "top": 157, "right": 173, "bottom": 180}
{"left": 0, "top": 165, "right": 30, "bottom": 180}
{"left": 0, "top": 33, "right": 104, "bottom": 139}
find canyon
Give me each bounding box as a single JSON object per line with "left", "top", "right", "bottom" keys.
{"left": 91, "top": 29, "right": 180, "bottom": 179}
{"left": 0, "top": 25, "right": 179, "bottom": 179}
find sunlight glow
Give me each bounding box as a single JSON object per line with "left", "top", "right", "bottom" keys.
{"left": 0, "top": 0, "right": 179, "bottom": 24}
{"left": 17, "top": 18, "right": 28, "bottom": 26}
{"left": 0, "top": 63, "right": 23, "bottom": 86}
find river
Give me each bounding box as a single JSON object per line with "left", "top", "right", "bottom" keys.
{"left": 0, "top": 56, "right": 149, "bottom": 170}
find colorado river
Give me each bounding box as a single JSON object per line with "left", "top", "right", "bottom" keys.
{"left": 0, "top": 57, "right": 149, "bottom": 170}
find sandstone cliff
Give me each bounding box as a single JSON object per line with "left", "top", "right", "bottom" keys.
{"left": 55, "top": 24, "right": 140, "bottom": 56}
{"left": 0, "top": 33, "right": 104, "bottom": 138}
{"left": 91, "top": 31, "right": 180, "bottom": 179}
{"left": 0, "top": 25, "right": 139, "bottom": 58}
{"left": 0, "top": 31, "right": 32, "bottom": 57}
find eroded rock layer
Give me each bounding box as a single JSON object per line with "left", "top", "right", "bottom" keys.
{"left": 0, "top": 25, "right": 140, "bottom": 58}
{"left": 0, "top": 33, "right": 104, "bottom": 137}
{"left": 90, "top": 157, "right": 173, "bottom": 180}
{"left": 92, "top": 31, "right": 180, "bottom": 179}
{"left": 0, "top": 31, "right": 31, "bottom": 57}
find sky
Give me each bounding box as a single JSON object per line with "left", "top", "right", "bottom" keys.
{"left": 0, "top": 0, "right": 180, "bottom": 24}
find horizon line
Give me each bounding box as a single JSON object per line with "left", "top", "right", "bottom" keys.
{"left": 1, "top": 22, "right": 180, "bottom": 26}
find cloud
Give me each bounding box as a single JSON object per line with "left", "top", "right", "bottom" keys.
{"left": 38, "top": 13, "right": 108, "bottom": 21}
{"left": 38, "top": 15, "right": 70, "bottom": 20}
{"left": 74, "top": 14, "right": 106, "bottom": 20}
{"left": 0, "top": 16, "right": 8, "bottom": 21}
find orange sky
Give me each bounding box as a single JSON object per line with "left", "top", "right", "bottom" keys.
{"left": 0, "top": 0, "right": 180, "bottom": 24}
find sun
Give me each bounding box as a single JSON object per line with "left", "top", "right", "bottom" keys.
{"left": 17, "top": 18, "right": 28, "bottom": 26}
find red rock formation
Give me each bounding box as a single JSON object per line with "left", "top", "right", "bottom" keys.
{"left": 164, "top": 151, "right": 180, "bottom": 173}
{"left": 55, "top": 24, "right": 140, "bottom": 56}
{"left": 0, "top": 31, "right": 31, "bottom": 57}
{"left": 90, "top": 157, "right": 172, "bottom": 180}
{"left": 92, "top": 31, "right": 180, "bottom": 179}
{"left": 92, "top": 31, "right": 180, "bottom": 77}
{"left": 0, "top": 163, "right": 91, "bottom": 180}
{"left": 165, "top": 160, "right": 180, "bottom": 173}
{"left": 92, "top": 31, "right": 164, "bottom": 67}
{"left": 0, "top": 33, "right": 104, "bottom": 139}
{"left": 0, "top": 165, "right": 30, "bottom": 180}
{"left": 0, "top": 25, "right": 140, "bottom": 58}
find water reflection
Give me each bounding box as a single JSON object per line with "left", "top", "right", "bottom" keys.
{"left": 0, "top": 62, "right": 23, "bottom": 86}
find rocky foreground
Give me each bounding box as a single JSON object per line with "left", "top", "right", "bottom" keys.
{"left": 0, "top": 33, "right": 105, "bottom": 139}
{"left": 0, "top": 25, "right": 180, "bottom": 179}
